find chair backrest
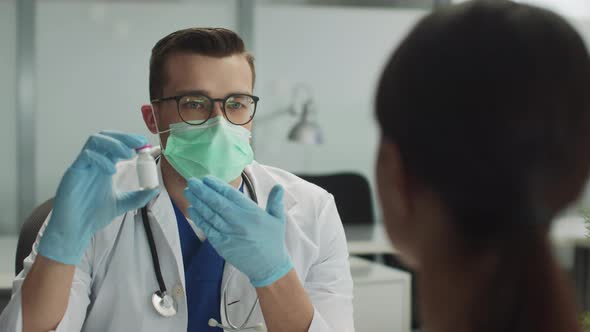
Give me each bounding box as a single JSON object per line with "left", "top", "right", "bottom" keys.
{"left": 297, "top": 172, "right": 375, "bottom": 225}
{"left": 16, "top": 198, "right": 53, "bottom": 275}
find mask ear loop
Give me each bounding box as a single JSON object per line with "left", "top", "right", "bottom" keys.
{"left": 151, "top": 104, "right": 171, "bottom": 152}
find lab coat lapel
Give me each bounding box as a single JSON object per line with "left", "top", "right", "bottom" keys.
{"left": 244, "top": 161, "right": 298, "bottom": 214}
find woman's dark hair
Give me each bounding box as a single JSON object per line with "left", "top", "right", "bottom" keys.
{"left": 377, "top": 0, "right": 590, "bottom": 239}
{"left": 376, "top": 1, "right": 590, "bottom": 331}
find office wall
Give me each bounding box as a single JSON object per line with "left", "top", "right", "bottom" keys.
{"left": 0, "top": 0, "right": 17, "bottom": 233}
{"left": 253, "top": 5, "right": 426, "bottom": 222}
{"left": 517, "top": 0, "right": 590, "bottom": 19}
{"left": 453, "top": 0, "right": 590, "bottom": 19}
{"left": 34, "top": 1, "right": 237, "bottom": 203}
{"left": 252, "top": 5, "right": 590, "bottom": 222}
{"left": 10, "top": 1, "right": 590, "bottom": 230}
{"left": 573, "top": 20, "right": 590, "bottom": 49}
{"left": 559, "top": 19, "right": 590, "bottom": 213}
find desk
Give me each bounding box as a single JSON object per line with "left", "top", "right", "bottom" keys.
{"left": 0, "top": 246, "right": 411, "bottom": 332}
{"left": 346, "top": 224, "right": 396, "bottom": 256}
{"left": 345, "top": 217, "right": 590, "bottom": 313}
{"left": 350, "top": 256, "right": 411, "bottom": 332}
{"left": 345, "top": 216, "right": 590, "bottom": 256}
{"left": 551, "top": 216, "right": 590, "bottom": 311}
{"left": 8, "top": 217, "right": 584, "bottom": 278}
{"left": 2, "top": 217, "right": 587, "bottom": 322}
{"left": 0, "top": 236, "right": 17, "bottom": 313}
{"left": 0, "top": 236, "right": 17, "bottom": 290}
{"left": 550, "top": 215, "right": 590, "bottom": 247}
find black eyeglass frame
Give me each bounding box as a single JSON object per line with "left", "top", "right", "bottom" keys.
{"left": 151, "top": 93, "right": 260, "bottom": 126}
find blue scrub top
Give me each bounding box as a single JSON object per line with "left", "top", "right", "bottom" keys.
{"left": 172, "top": 200, "right": 224, "bottom": 332}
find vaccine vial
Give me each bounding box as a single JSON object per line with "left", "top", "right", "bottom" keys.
{"left": 136, "top": 144, "right": 159, "bottom": 190}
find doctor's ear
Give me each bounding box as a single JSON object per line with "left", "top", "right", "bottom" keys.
{"left": 141, "top": 104, "right": 158, "bottom": 134}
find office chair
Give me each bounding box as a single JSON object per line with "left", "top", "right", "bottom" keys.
{"left": 15, "top": 198, "right": 53, "bottom": 275}
{"left": 296, "top": 172, "right": 375, "bottom": 225}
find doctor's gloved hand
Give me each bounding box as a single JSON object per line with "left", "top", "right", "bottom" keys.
{"left": 37, "top": 131, "right": 159, "bottom": 265}
{"left": 185, "top": 176, "right": 293, "bottom": 288}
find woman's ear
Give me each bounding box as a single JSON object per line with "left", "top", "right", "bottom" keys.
{"left": 377, "top": 139, "right": 411, "bottom": 222}
{"left": 141, "top": 104, "right": 158, "bottom": 134}
{"left": 377, "top": 137, "right": 426, "bottom": 267}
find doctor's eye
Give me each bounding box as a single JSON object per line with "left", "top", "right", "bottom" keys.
{"left": 179, "top": 96, "right": 210, "bottom": 111}
{"left": 226, "top": 95, "right": 254, "bottom": 112}
{"left": 226, "top": 101, "right": 247, "bottom": 111}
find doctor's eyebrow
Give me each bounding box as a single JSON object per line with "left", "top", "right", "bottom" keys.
{"left": 173, "top": 89, "right": 209, "bottom": 96}
{"left": 173, "top": 90, "right": 253, "bottom": 97}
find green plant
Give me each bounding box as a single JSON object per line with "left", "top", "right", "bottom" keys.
{"left": 583, "top": 312, "right": 590, "bottom": 332}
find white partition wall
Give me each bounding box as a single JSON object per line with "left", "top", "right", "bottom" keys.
{"left": 34, "top": 1, "right": 237, "bottom": 204}
{"left": 0, "top": 0, "right": 17, "bottom": 234}
{"left": 252, "top": 5, "right": 425, "bottom": 221}
{"left": 8, "top": 0, "right": 588, "bottom": 230}
{"left": 516, "top": 0, "right": 590, "bottom": 19}
{"left": 571, "top": 20, "right": 590, "bottom": 55}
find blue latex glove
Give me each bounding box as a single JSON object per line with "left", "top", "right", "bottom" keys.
{"left": 184, "top": 176, "right": 293, "bottom": 287}
{"left": 37, "top": 131, "right": 159, "bottom": 265}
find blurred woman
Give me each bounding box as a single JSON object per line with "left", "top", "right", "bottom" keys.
{"left": 375, "top": 1, "right": 590, "bottom": 331}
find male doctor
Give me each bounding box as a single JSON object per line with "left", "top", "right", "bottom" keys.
{"left": 0, "top": 28, "right": 353, "bottom": 332}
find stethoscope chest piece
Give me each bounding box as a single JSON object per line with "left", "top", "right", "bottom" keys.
{"left": 152, "top": 291, "right": 177, "bottom": 317}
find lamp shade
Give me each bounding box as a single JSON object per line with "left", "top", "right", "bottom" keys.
{"left": 287, "top": 100, "right": 323, "bottom": 145}
{"left": 288, "top": 120, "right": 323, "bottom": 145}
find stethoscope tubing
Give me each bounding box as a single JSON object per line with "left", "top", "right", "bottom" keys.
{"left": 142, "top": 168, "right": 258, "bottom": 321}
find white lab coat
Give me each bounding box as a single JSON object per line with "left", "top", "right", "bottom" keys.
{"left": 0, "top": 159, "right": 354, "bottom": 332}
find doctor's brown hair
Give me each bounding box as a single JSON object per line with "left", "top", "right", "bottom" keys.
{"left": 149, "top": 28, "right": 255, "bottom": 100}
{"left": 376, "top": 0, "right": 590, "bottom": 331}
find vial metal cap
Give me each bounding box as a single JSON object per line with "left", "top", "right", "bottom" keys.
{"left": 136, "top": 144, "right": 153, "bottom": 152}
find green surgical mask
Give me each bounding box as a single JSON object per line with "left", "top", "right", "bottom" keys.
{"left": 162, "top": 117, "right": 254, "bottom": 183}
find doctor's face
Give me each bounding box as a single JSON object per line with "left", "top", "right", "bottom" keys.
{"left": 148, "top": 52, "right": 254, "bottom": 149}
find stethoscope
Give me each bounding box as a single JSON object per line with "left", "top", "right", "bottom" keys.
{"left": 141, "top": 159, "right": 263, "bottom": 331}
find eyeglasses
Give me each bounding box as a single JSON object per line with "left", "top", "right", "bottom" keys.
{"left": 151, "top": 93, "right": 260, "bottom": 126}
